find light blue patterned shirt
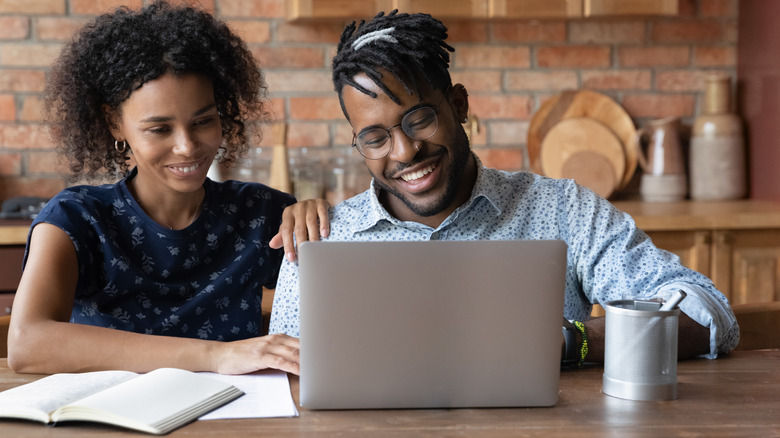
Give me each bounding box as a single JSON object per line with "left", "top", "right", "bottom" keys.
{"left": 271, "top": 159, "right": 739, "bottom": 357}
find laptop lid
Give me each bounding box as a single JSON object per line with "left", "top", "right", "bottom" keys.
{"left": 298, "top": 240, "right": 567, "bottom": 410}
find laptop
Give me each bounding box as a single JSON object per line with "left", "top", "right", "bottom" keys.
{"left": 298, "top": 240, "right": 567, "bottom": 410}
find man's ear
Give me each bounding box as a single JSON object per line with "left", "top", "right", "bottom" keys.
{"left": 102, "top": 104, "right": 122, "bottom": 139}
{"left": 449, "top": 84, "right": 469, "bottom": 123}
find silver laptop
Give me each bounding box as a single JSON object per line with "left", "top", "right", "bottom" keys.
{"left": 298, "top": 240, "right": 567, "bottom": 410}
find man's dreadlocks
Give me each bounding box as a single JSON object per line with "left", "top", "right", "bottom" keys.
{"left": 331, "top": 10, "right": 455, "bottom": 116}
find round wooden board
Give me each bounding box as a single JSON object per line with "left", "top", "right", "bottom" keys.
{"left": 561, "top": 151, "right": 618, "bottom": 199}
{"left": 539, "top": 117, "right": 625, "bottom": 196}
{"left": 528, "top": 90, "right": 637, "bottom": 189}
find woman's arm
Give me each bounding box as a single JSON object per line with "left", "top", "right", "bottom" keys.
{"left": 8, "top": 223, "right": 299, "bottom": 375}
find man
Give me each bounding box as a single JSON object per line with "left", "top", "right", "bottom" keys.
{"left": 270, "top": 10, "right": 739, "bottom": 363}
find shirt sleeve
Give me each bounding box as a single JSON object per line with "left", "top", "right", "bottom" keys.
{"left": 560, "top": 182, "right": 739, "bottom": 358}
{"left": 269, "top": 256, "right": 302, "bottom": 337}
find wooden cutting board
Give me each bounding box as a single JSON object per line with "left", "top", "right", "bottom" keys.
{"left": 528, "top": 90, "right": 637, "bottom": 189}
{"left": 540, "top": 117, "right": 625, "bottom": 199}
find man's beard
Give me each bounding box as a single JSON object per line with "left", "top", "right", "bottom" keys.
{"left": 371, "top": 128, "right": 471, "bottom": 218}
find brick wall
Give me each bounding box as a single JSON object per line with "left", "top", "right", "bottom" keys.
{"left": 0, "top": 0, "right": 738, "bottom": 200}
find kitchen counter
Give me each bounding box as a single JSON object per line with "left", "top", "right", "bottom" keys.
{"left": 0, "top": 219, "right": 31, "bottom": 246}
{"left": 612, "top": 199, "right": 780, "bottom": 231}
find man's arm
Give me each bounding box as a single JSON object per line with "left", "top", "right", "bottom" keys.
{"left": 581, "top": 312, "right": 709, "bottom": 363}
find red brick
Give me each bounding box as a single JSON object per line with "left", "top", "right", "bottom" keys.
{"left": 0, "top": 70, "right": 46, "bottom": 92}
{"left": 699, "top": 0, "right": 737, "bottom": 17}
{"left": 618, "top": 46, "right": 690, "bottom": 67}
{"left": 0, "top": 176, "right": 65, "bottom": 199}
{"left": 723, "top": 20, "right": 738, "bottom": 43}
{"left": 265, "top": 122, "right": 329, "bottom": 148}
{"left": 263, "top": 97, "right": 285, "bottom": 122}
{"left": 19, "top": 95, "right": 43, "bottom": 121}
{"left": 252, "top": 47, "right": 324, "bottom": 69}
{"left": 694, "top": 46, "right": 736, "bottom": 67}
{"left": 450, "top": 71, "right": 502, "bottom": 92}
{"left": 473, "top": 147, "right": 524, "bottom": 172}
{"left": 621, "top": 94, "right": 695, "bottom": 118}
{"left": 178, "top": 0, "right": 216, "bottom": 12}
{"left": 0, "top": 95, "right": 15, "bottom": 121}
{"left": 0, "top": 17, "right": 29, "bottom": 39}
{"left": 651, "top": 21, "right": 723, "bottom": 43}
{"left": 467, "top": 95, "right": 532, "bottom": 119}
{"left": 333, "top": 121, "right": 354, "bottom": 146}
{"left": 276, "top": 22, "right": 346, "bottom": 43}
{"left": 656, "top": 70, "right": 717, "bottom": 91}
{"left": 0, "top": 123, "right": 54, "bottom": 149}
{"left": 441, "top": 20, "right": 488, "bottom": 43}
{"left": 582, "top": 70, "right": 652, "bottom": 90}
{"left": 488, "top": 121, "right": 529, "bottom": 146}
{"left": 0, "top": 43, "right": 62, "bottom": 67}
{"left": 227, "top": 20, "right": 271, "bottom": 43}
{"left": 569, "top": 21, "right": 646, "bottom": 44}
{"left": 506, "top": 71, "right": 578, "bottom": 91}
{"left": 455, "top": 46, "right": 530, "bottom": 69}
{"left": 289, "top": 96, "right": 342, "bottom": 120}
{"left": 0, "top": 0, "right": 65, "bottom": 14}
{"left": 537, "top": 46, "right": 611, "bottom": 68}
{"left": 492, "top": 21, "right": 566, "bottom": 43}
{"left": 220, "top": 0, "right": 284, "bottom": 18}
{"left": 0, "top": 152, "right": 21, "bottom": 175}
{"left": 26, "top": 150, "right": 63, "bottom": 173}
{"left": 35, "top": 17, "right": 89, "bottom": 41}
{"left": 71, "top": 0, "right": 142, "bottom": 15}
{"left": 464, "top": 117, "right": 487, "bottom": 146}
{"left": 677, "top": 0, "right": 697, "bottom": 16}
{"left": 264, "top": 70, "right": 333, "bottom": 93}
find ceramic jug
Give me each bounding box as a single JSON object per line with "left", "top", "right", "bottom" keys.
{"left": 634, "top": 117, "right": 687, "bottom": 202}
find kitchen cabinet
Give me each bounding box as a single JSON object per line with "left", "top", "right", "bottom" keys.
{"left": 614, "top": 200, "right": 780, "bottom": 306}
{"left": 584, "top": 0, "right": 677, "bottom": 16}
{"left": 0, "top": 220, "right": 29, "bottom": 316}
{"left": 285, "top": 0, "right": 676, "bottom": 21}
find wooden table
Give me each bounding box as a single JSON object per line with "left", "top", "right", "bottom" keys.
{"left": 1, "top": 350, "right": 778, "bottom": 437}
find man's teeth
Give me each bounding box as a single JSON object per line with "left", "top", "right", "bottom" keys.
{"left": 172, "top": 163, "right": 200, "bottom": 173}
{"left": 401, "top": 164, "right": 435, "bottom": 182}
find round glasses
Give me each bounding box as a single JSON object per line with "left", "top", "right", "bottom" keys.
{"left": 351, "top": 93, "right": 447, "bottom": 160}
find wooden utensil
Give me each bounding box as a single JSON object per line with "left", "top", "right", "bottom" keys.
{"left": 268, "top": 123, "right": 291, "bottom": 193}
{"left": 540, "top": 117, "right": 625, "bottom": 198}
{"left": 528, "top": 90, "right": 637, "bottom": 189}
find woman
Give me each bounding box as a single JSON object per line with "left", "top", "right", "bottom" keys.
{"left": 8, "top": 1, "right": 327, "bottom": 375}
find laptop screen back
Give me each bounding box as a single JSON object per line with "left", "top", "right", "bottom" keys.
{"left": 298, "top": 240, "right": 567, "bottom": 409}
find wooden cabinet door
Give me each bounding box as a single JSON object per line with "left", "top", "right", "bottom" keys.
{"left": 286, "top": 0, "right": 393, "bottom": 20}
{"left": 584, "top": 0, "right": 677, "bottom": 16}
{"left": 645, "top": 230, "right": 712, "bottom": 278}
{"left": 396, "top": 0, "right": 489, "bottom": 18}
{"left": 713, "top": 229, "right": 780, "bottom": 305}
{"left": 491, "top": 0, "right": 582, "bottom": 18}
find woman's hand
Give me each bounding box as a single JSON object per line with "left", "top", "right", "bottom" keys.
{"left": 212, "top": 334, "right": 301, "bottom": 375}
{"left": 270, "top": 199, "right": 330, "bottom": 262}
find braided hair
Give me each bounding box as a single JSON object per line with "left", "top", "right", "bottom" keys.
{"left": 331, "top": 10, "right": 455, "bottom": 116}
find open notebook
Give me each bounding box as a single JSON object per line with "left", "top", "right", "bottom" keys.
{"left": 298, "top": 240, "right": 567, "bottom": 410}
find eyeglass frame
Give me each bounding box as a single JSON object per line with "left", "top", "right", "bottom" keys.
{"left": 350, "top": 87, "right": 451, "bottom": 160}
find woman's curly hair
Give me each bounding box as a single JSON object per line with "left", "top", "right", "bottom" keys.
{"left": 43, "top": 0, "right": 267, "bottom": 181}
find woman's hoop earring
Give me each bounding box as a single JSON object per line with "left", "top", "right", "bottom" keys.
{"left": 115, "top": 140, "right": 127, "bottom": 154}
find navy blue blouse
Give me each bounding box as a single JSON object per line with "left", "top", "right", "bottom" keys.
{"left": 26, "top": 168, "right": 295, "bottom": 341}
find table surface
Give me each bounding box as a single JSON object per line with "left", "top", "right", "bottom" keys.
{"left": 0, "top": 350, "right": 778, "bottom": 437}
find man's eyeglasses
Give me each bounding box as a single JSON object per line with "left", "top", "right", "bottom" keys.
{"left": 351, "top": 90, "right": 449, "bottom": 160}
